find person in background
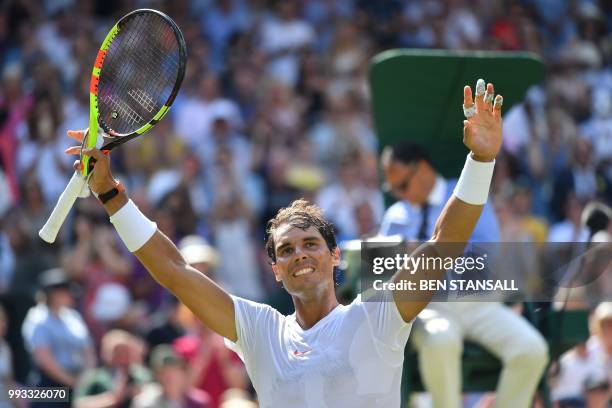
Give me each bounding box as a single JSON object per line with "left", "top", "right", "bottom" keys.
{"left": 132, "top": 344, "right": 212, "bottom": 408}
{"left": 145, "top": 295, "right": 187, "bottom": 353}
{"left": 21, "top": 268, "right": 95, "bottom": 407}
{"left": 548, "top": 193, "right": 589, "bottom": 242}
{"left": 173, "top": 235, "right": 248, "bottom": 408}
{"left": 61, "top": 210, "right": 134, "bottom": 344}
{"left": 551, "top": 302, "right": 611, "bottom": 407}
{"left": 74, "top": 330, "right": 152, "bottom": 408}
{"left": 211, "top": 148, "right": 265, "bottom": 301}
{"left": 587, "top": 302, "right": 612, "bottom": 406}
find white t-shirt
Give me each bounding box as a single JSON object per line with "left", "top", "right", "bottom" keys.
{"left": 225, "top": 291, "right": 413, "bottom": 408}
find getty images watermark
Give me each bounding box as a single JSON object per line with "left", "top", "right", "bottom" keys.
{"left": 371, "top": 252, "right": 518, "bottom": 292}
{"left": 350, "top": 240, "right": 611, "bottom": 302}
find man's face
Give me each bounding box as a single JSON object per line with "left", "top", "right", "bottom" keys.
{"left": 271, "top": 225, "right": 340, "bottom": 296}
{"left": 383, "top": 159, "right": 428, "bottom": 205}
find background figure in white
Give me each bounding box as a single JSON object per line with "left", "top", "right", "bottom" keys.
{"left": 552, "top": 302, "right": 612, "bottom": 406}
{"left": 258, "top": 2, "right": 315, "bottom": 87}
{"left": 173, "top": 74, "right": 242, "bottom": 149}
{"left": 211, "top": 148, "right": 264, "bottom": 301}
{"left": 316, "top": 155, "right": 383, "bottom": 241}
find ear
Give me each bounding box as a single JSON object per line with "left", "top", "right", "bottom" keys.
{"left": 271, "top": 263, "right": 282, "bottom": 282}
{"left": 331, "top": 247, "right": 341, "bottom": 267}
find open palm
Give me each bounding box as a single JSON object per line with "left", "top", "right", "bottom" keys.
{"left": 462, "top": 79, "right": 503, "bottom": 162}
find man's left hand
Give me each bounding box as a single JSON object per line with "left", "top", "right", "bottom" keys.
{"left": 462, "top": 79, "right": 503, "bottom": 162}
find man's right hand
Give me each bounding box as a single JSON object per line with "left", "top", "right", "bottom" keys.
{"left": 65, "top": 129, "right": 117, "bottom": 196}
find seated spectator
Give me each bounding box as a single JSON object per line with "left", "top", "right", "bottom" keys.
{"left": 551, "top": 342, "right": 606, "bottom": 407}
{"left": 132, "top": 345, "right": 211, "bottom": 408}
{"left": 21, "top": 268, "right": 95, "bottom": 407}
{"left": 551, "top": 302, "right": 611, "bottom": 407}
{"left": 74, "top": 330, "right": 152, "bottom": 408}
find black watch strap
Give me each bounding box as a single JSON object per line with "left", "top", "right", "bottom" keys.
{"left": 98, "top": 182, "right": 124, "bottom": 204}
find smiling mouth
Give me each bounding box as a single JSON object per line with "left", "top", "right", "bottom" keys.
{"left": 293, "top": 267, "right": 315, "bottom": 277}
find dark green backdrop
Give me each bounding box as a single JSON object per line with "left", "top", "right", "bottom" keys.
{"left": 369, "top": 49, "right": 544, "bottom": 177}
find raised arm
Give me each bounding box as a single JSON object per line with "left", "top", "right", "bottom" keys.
{"left": 392, "top": 80, "right": 503, "bottom": 322}
{"left": 66, "top": 133, "right": 237, "bottom": 342}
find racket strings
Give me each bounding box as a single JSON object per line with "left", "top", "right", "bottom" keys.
{"left": 103, "top": 14, "right": 178, "bottom": 120}
{"left": 98, "top": 11, "right": 181, "bottom": 135}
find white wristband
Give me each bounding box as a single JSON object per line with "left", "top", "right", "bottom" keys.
{"left": 453, "top": 154, "right": 495, "bottom": 205}
{"left": 109, "top": 199, "right": 157, "bottom": 252}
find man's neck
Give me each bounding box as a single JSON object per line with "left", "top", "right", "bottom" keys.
{"left": 292, "top": 291, "right": 339, "bottom": 330}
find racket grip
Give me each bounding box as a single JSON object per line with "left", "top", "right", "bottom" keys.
{"left": 39, "top": 171, "right": 87, "bottom": 243}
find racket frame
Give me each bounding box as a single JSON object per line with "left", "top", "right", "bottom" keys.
{"left": 39, "top": 8, "right": 186, "bottom": 243}
{"left": 83, "top": 8, "right": 187, "bottom": 176}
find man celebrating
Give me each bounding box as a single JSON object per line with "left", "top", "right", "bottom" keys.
{"left": 67, "top": 80, "right": 503, "bottom": 407}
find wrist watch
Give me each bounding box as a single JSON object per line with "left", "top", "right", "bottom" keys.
{"left": 98, "top": 181, "right": 125, "bottom": 204}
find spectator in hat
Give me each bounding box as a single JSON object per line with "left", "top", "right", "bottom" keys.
{"left": 132, "top": 344, "right": 211, "bottom": 408}
{"left": 88, "top": 281, "right": 148, "bottom": 345}
{"left": 179, "top": 235, "right": 220, "bottom": 278}
{"left": 21, "top": 268, "right": 95, "bottom": 407}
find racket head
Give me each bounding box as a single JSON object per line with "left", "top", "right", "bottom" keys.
{"left": 82, "top": 9, "right": 187, "bottom": 175}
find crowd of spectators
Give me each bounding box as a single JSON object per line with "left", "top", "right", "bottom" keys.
{"left": 0, "top": 0, "right": 610, "bottom": 406}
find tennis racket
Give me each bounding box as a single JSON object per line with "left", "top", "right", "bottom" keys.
{"left": 39, "top": 9, "right": 187, "bottom": 243}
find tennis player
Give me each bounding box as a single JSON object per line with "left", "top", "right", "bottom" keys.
{"left": 67, "top": 80, "right": 503, "bottom": 407}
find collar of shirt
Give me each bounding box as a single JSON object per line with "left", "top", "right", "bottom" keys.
{"left": 427, "top": 176, "right": 447, "bottom": 207}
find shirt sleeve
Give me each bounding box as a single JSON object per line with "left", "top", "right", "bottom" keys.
{"left": 29, "top": 323, "right": 50, "bottom": 350}
{"left": 224, "top": 295, "right": 282, "bottom": 360}
{"left": 356, "top": 290, "right": 413, "bottom": 351}
{"left": 379, "top": 202, "right": 412, "bottom": 238}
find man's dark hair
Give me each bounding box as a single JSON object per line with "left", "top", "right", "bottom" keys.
{"left": 382, "top": 142, "right": 431, "bottom": 165}
{"left": 265, "top": 199, "right": 337, "bottom": 263}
